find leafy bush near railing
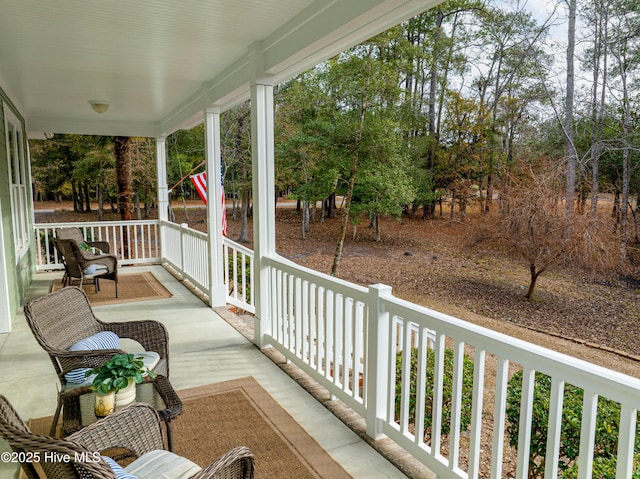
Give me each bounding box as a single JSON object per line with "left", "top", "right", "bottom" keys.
{"left": 561, "top": 455, "right": 640, "bottom": 479}
{"left": 506, "top": 370, "right": 640, "bottom": 478}
{"left": 395, "top": 347, "right": 474, "bottom": 438}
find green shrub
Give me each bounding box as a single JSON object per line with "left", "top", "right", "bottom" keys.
{"left": 506, "top": 370, "right": 640, "bottom": 478}
{"left": 561, "top": 455, "right": 640, "bottom": 479}
{"left": 395, "top": 347, "right": 474, "bottom": 438}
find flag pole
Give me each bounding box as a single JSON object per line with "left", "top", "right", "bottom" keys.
{"left": 169, "top": 159, "right": 205, "bottom": 192}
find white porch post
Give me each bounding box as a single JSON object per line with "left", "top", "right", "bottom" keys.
{"left": 204, "top": 107, "right": 227, "bottom": 306}
{"left": 156, "top": 137, "right": 169, "bottom": 223}
{"left": 155, "top": 137, "right": 169, "bottom": 265}
{"left": 251, "top": 81, "right": 276, "bottom": 347}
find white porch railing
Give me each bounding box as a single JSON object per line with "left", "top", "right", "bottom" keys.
{"left": 34, "top": 220, "right": 640, "bottom": 477}
{"left": 262, "top": 253, "right": 640, "bottom": 479}
{"left": 160, "top": 221, "right": 210, "bottom": 295}
{"left": 34, "top": 221, "right": 255, "bottom": 313}
{"left": 35, "top": 221, "right": 161, "bottom": 270}
{"left": 223, "top": 238, "right": 255, "bottom": 314}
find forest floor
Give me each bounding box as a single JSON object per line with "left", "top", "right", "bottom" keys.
{"left": 35, "top": 200, "right": 640, "bottom": 477}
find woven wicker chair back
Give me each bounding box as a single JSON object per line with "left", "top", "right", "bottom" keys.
{"left": 52, "top": 237, "right": 85, "bottom": 279}
{"left": 23, "top": 287, "right": 102, "bottom": 353}
{"left": 55, "top": 227, "right": 87, "bottom": 245}
{"left": 0, "top": 395, "right": 116, "bottom": 479}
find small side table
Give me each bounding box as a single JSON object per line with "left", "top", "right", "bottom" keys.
{"left": 61, "top": 376, "right": 182, "bottom": 451}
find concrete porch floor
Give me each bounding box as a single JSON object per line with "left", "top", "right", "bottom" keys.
{"left": 0, "top": 265, "right": 425, "bottom": 479}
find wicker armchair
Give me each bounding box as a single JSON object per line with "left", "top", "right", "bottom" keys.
{"left": 52, "top": 237, "right": 117, "bottom": 295}
{"left": 0, "top": 396, "right": 255, "bottom": 479}
{"left": 55, "top": 227, "right": 118, "bottom": 296}
{"left": 23, "top": 286, "right": 169, "bottom": 435}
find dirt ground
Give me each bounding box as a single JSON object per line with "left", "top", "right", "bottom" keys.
{"left": 35, "top": 200, "right": 640, "bottom": 477}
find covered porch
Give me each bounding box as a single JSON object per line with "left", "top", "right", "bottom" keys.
{"left": 2, "top": 1, "right": 640, "bottom": 478}
{"left": 0, "top": 264, "right": 418, "bottom": 478}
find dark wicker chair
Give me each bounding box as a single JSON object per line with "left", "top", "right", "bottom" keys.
{"left": 23, "top": 286, "right": 169, "bottom": 435}
{"left": 0, "top": 396, "right": 255, "bottom": 479}
{"left": 52, "top": 237, "right": 117, "bottom": 296}
{"left": 55, "top": 227, "right": 118, "bottom": 296}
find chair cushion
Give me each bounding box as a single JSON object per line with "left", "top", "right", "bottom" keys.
{"left": 135, "top": 351, "right": 161, "bottom": 374}
{"left": 125, "top": 449, "right": 202, "bottom": 479}
{"left": 64, "top": 331, "right": 121, "bottom": 384}
{"left": 83, "top": 264, "right": 109, "bottom": 275}
{"left": 103, "top": 456, "right": 138, "bottom": 479}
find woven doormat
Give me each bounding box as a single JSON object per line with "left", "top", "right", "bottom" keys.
{"left": 51, "top": 271, "right": 172, "bottom": 306}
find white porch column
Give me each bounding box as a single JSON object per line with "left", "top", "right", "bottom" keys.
{"left": 155, "top": 137, "right": 169, "bottom": 223}
{"left": 204, "top": 107, "right": 227, "bottom": 306}
{"left": 155, "top": 137, "right": 169, "bottom": 266}
{"left": 251, "top": 81, "right": 276, "bottom": 347}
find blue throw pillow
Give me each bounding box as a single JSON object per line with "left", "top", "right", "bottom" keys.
{"left": 102, "top": 456, "right": 138, "bottom": 479}
{"left": 64, "top": 331, "right": 120, "bottom": 384}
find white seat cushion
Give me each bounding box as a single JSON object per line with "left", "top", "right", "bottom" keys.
{"left": 83, "top": 264, "right": 109, "bottom": 275}
{"left": 125, "top": 450, "right": 201, "bottom": 479}
{"left": 136, "top": 351, "right": 160, "bottom": 374}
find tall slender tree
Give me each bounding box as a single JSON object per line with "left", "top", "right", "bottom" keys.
{"left": 565, "top": 0, "right": 578, "bottom": 215}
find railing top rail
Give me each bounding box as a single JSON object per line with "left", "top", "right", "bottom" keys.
{"left": 264, "top": 253, "right": 369, "bottom": 301}
{"left": 36, "top": 220, "right": 159, "bottom": 229}
{"left": 223, "top": 237, "right": 254, "bottom": 256}
{"left": 382, "top": 292, "right": 640, "bottom": 404}
{"left": 159, "top": 220, "right": 208, "bottom": 239}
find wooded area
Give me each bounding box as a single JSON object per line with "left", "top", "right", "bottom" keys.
{"left": 29, "top": 0, "right": 640, "bottom": 298}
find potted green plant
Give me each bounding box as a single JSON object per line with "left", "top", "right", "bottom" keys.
{"left": 86, "top": 353, "right": 156, "bottom": 414}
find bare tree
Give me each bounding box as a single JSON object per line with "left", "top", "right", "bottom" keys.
{"left": 472, "top": 161, "right": 620, "bottom": 300}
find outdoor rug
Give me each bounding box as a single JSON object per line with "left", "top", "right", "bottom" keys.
{"left": 50, "top": 271, "right": 172, "bottom": 306}
{"left": 25, "top": 376, "right": 352, "bottom": 479}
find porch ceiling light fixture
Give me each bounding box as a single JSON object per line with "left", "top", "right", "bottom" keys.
{"left": 88, "top": 100, "right": 110, "bottom": 114}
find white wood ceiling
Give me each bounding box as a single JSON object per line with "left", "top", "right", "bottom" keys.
{"left": 0, "top": 0, "right": 441, "bottom": 138}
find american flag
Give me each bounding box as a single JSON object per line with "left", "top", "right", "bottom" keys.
{"left": 190, "top": 171, "right": 228, "bottom": 236}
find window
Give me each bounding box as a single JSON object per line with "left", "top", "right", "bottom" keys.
{"left": 4, "top": 104, "right": 30, "bottom": 259}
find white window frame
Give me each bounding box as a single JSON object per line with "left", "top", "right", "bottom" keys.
{"left": 4, "top": 103, "right": 30, "bottom": 260}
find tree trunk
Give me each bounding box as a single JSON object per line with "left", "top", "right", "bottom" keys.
{"left": 135, "top": 193, "right": 142, "bottom": 220}
{"left": 525, "top": 264, "right": 543, "bottom": 300}
{"left": 83, "top": 183, "right": 91, "bottom": 212}
{"left": 238, "top": 190, "right": 250, "bottom": 244}
{"left": 114, "top": 136, "right": 133, "bottom": 256}
{"left": 331, "top": 91, "right": 366, "bottom": 276}
{"left": 301, "top": 200, "right": 309, "bottom": 240}
{"left": 114, "top": 136, "right": 133, "bottom": 220}
{"left": 72, "top": 182, "right": 80, "bottom": 212}
{"left": 424, "top": 9, "right": 444, "bottom": 220}
{"left": 97, "top": 185, "right": 104, "bottom": 221}
{"left": 331, "top": 159, "right": 357, "bottom": 276}
{"left": 564, "top": 0, "right": 577, "bottom": 216}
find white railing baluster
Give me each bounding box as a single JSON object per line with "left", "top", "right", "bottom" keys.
{"left": 431, "top": 333, "right": 446, "bottom": 456}
{"left": 577, "top": 389, "right": 598, "bottom": 479}
{"left": 467, "top": 348, "right": 485, "bottom": 479}
{"left": 491, "top": 356, "right": 509, "bottom": 479}
{"left": 544, "top": 377, "right": 565, "bottom": 479}
{"left": 617, "top": 405, "right": 637, "bottom": 479}
{"left": 448, "top": 340, "right": 465, "bottom": 470}
{"left": 515, "top": 367, "right": 535, "bottom": 479}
